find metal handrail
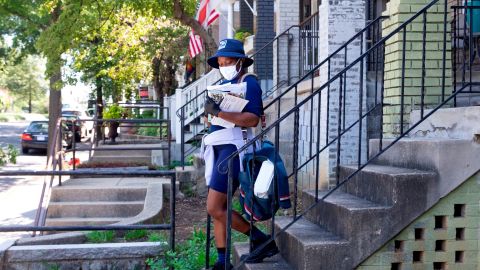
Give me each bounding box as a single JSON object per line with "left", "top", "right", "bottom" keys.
{"left": 263, "top": 15, "right": 389, "bottom": 112}
{"left": 67, "top": 117, "right": 171, "bottom": 170}
{"left": 177, "top": 12, "right": 388, "bottom": 169}
{"left": 218, "top": 0, "right": 463, "bottom": 268}
{"left": 175, "top": 11, "right": 321, "bottom": 121}
{"left": 0, "top": 169, "right": 177, "bottom": 251}
{"left": 33, "top": 117, "right": 62, "bottom": 235}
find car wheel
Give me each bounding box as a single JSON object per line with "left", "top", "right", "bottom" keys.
{"left": 22, "top": 147, "right": 29, "bottom": 154}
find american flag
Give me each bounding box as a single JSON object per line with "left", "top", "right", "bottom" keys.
{"left": 189, "top": 0, "right": 221, "bottom": 58}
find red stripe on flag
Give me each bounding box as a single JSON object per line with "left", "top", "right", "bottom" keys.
{"left": 189, "top": 0, "right": 219, "bottom": 59}
{"left": 207, "top": 10, "right": 220, "bottom": 26}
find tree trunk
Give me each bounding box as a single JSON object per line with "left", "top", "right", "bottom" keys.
{"left": 28, "top": 82, "right": 32, "bottom": 114}
{"left": 164, "top": 56, "right": 176, "bottom": 97}
{"left": 46, "top": 4, "right": 62, "bottom": 160}
{"left": 95, "top": 77, "right": 104, "bottom": 141}
{"left": 172, "top": 1, "right": 217, "bottom": 54}
{"left": 152, "top": 56, "right": 162, "bottom": 101}
{"left": 47, "top": 69, "right": 62, "bottom": 159}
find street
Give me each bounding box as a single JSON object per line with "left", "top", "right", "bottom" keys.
{"left": 0, "top": 119, "right": 93, "bottom": 245}
{"left": 0, "top": 121, "right": 47, "bottom": 244}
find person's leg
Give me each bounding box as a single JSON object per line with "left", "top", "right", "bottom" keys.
{"left": 208, "top": 188, "right": 255, "bottom": 269}
{"left": 207, "top": 144, "right": 275, "bottom": 267}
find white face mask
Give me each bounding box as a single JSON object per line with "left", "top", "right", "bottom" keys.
{"left": 219, "top": 59, "right": 242, "bottom": 81}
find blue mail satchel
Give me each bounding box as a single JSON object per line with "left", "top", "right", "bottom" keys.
{"left": 238, "top": 140, "right": 291, "bottom": 221}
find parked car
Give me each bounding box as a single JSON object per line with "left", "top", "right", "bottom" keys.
{"left": 62, "top": 109, "right": 94, "bottom": 137}
{"left": 21, "top": 121, "right": 73, "bottom": 154}
{"left": 62, "top": 114, "right": 84, "bottom": 142}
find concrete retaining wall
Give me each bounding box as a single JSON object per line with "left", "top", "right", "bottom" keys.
{"left": 2, "top": 242, "right": 164, "bottom": 270}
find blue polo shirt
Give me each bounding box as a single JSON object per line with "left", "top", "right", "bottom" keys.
{"left": 209, "top": 74, "right": 263, "bottom": 133}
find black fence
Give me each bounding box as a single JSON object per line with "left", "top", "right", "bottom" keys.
{"left": 0, "top": 169, "right": 177, "bottom": 251}
{"left": 0, "top": 105, "right": 177, "bottom": 256}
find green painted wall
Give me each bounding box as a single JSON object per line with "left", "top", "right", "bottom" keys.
{"left": 357, "top": 171, "right": 480, "bottom": 270}
{"left": 381, "top": 0, "right": 452, "bottom": 137}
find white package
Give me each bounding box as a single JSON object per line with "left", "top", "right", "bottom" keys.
{"left": 254, "top": 160, "right": 275, "bottom": 199}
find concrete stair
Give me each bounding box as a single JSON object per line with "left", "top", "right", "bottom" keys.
{"left": 50, "top": 187, "right": 147, "bottom": 202}
{"left": 233, "top": 106, "right": 479, "bottom": 270}
{"left": 47, "top": 201, "right": 144, "bottom": 218}
{"left": 45, "top": 217, "right": 124, "bottom": 226}
{"left": 90, "top": 155, "right": 151, "bottom": 164}
{"left": 234, "top": 163, "right": 437, "bottom": 270}
{"left": 88, "top": 144, "right": 159, "bottom": 165}
{"left": 45, "top": 186, "right": 147, "bottom": 227}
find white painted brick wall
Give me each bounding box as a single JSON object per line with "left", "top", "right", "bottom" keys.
{"left": 273, "top": 0, "right": 300, "bottom": 89}
{"left": 315, "top": 0, "right": 368, "bottom": 188}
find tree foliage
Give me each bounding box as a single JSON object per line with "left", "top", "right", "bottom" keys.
{"left": 0, "top": 55, "right": 48, "bottom": 113}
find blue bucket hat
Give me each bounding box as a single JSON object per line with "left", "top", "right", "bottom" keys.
{"left": 207, "top": 39, "right": 254, "bottom": 69}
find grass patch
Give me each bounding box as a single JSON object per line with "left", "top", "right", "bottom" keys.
{"left": 0, "top": 115, "right": 8, "bottom": 122}
{"left": 85, "top": 231, "right": 116, "bottom": 243}
{"left": 147, "top": 228, "right": 215, "bottom": 270}
{"left": 148, "top": 231, "right": 169, "bottom": 243}
{"left": 146, "top": 220, "right": 270, "bottom": 269}
{"left": 13, "top": 114, "right": 25, "bottom": 121}
{"left": 125, "top": 229, "right": 148, "bottom": 241}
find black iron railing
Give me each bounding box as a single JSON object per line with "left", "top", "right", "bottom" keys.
{"left": 452, "top": 1, "right": 480, "bottom": 107}
{"left": 0, "top": 169, "right": 176, "bottom": 252}
{"left": 0, "top": 104, "right": 176, "bottom": 252}
{"left": 177, "top": 13, "right": 386, "bottom": 169}
{"left": 65, "top": 117, "right": 171, "bottom": 171}
{"left": 213, "top": 0, "right": 476, "bottom": 268}
{"left": 175, "top": 12, "right": 322, "bottom": 168}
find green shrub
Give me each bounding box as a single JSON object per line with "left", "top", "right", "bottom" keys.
{"left": 0, "top": 115, "right": 8, "bottom": 122}
{"left": 147, "top": 231, "right": 169, "bottom": 243}
{"left": 13, "top": 114, "right": 25, "bottom": 121}
{"left": 234, "top": 28, "right": 252, "bottom": 42}
{"left": 146, "top": 228, "right": 216, "bottom": 270}
{"left": 141, "top": 110, "right": 155, "bottom": 119}
{"left": 0, "top": 144, "right": 18, "bottom": 166}
{"left": 103, "top": 104, "right": 124, "bottom": 119}
{"left": 125, "top": 229, "right": 148, "bottom": 241}
{"left": 136, "top": 123, "right": 167, "bottom": 137}
{"left": 86, "top": 231, "right": 115, "bottom": 243}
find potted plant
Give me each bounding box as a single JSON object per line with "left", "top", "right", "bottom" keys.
{"left": 103, "top": 104, "right": 124, "bottom": 143}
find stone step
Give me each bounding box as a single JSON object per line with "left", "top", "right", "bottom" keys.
{"left": 369, "top": 138, "right": 479, "bottom": 207}
{"left": 274, "top": 216, "right": 350, "bottom": 270}
{"left": 89, "top": 155, "right": 151, "bottom": 164}
{"left": 45, "top": 217, "right": 123, "bottom": 227}
{"left": 91, "top": 149, "right": 152, "bottom": 157}
{"left": 233, "top": 243, "right": 293, "bottom": 270}
{"left": 47, "top": 201, "right": 144, "bottom": 218}
{"left": 50, "top": 187, "right": 147, "bottom": 202}
{"left": 339, "top": 164, "right": 435, "bottom": 206}
{"left": 302, "top": 190, "right": 390, "bottom": 241}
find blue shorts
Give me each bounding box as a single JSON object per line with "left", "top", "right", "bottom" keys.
{"left": 209, "top": 144, "right": 240, "bottom": 194}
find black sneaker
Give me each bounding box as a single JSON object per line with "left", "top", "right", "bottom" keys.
{"left": 240, "top": 237, "right": 279, "bottom": 263}
{"left": 212, "top": 261, "right": 233, "bottom": 270}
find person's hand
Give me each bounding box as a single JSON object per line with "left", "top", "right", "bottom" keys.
{"left": 204, "top": 97, "right": 221, "bottom": 117}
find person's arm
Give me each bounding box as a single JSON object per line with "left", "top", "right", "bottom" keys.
{"left": 216, "top": 111, "right": 259, "bottom": 127}
{"left": 204, "top": 97, "right": 259, "bottom": 128}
